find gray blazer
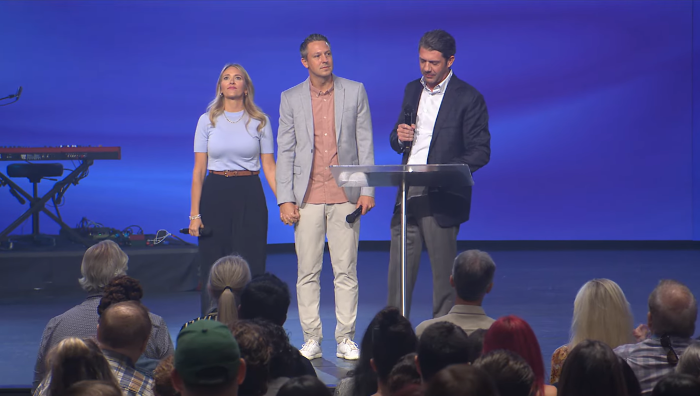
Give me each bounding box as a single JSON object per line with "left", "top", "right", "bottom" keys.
{"left": 276, "top": 75, "right": 375, "bottom": 205}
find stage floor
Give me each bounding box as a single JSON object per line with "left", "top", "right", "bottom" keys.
{"left": 1, "top": 246, "right": 700, "bottom": 388}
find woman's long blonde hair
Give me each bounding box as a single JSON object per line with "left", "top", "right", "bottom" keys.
{"left": 208, "top": 255, "right": 252, "bottom": 326}
{"left": 570, "top": 278, "right": 634, "bottom": 349}
{"left": 207, "top": 63, "right": 267, "bottom": 133}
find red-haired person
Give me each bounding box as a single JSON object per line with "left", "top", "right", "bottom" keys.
{"left": 482, "top": 315, "right": 557, "bottom": 396}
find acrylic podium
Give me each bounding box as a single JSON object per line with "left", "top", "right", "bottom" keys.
{"left": 329, "top": 164, "right": 474, "bottom": 316}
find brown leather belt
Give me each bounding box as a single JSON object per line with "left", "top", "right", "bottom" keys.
{"left": 210, "top": 170, "right": 260, "bottom": 177}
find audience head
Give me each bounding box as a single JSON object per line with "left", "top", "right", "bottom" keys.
{"left": 353, "top": 307, "right": 417, "bottom": 396}
{"left": 173, "top": 320, "right": 246, "bottom": 396}
{"left": 46, "top": 337, "right": 119, "bottom": 396}
{"left": 648, "top": 279, "right": 698, "bottom": 338}
{"left": 97, "top": 275, "right": 143, "bottom": 316}
{"left": 239, "top": 273, "right": 291, "bottom": 326}
{"left": 154, "top": 355, "right": 179, "bottom": 396}
{"left": 482, "top": 315, "right": 545, "bottom": 395}
{"left": 465, "top": 328, "right": 486, "bottom": 363}
{"left": 228, "top": 321, "right": 271, "bottom": 396}
{"left": 417, "top": 321, "right": 470, "bottom": 382}
{"left": 249, "top": 318, "right": 299, "bottom": 379}
{"left": 677, "top": 341, "right": 700, "bottom": 377}
{"left": 277, "top": 376, "right": 331, "bottom": 396}
{"left": 208, "top": 255, "right": 251, "bottom": 326}
{"left": 79, "top": 240, "right": 128, "bottom": 293}
{"left": 425, "top": 364, "right": 498, "bottom": 396}
{"left": 391, "top": 384, "right": 422, "bottom": 396}
{"left": 387, "top": 353, "right": 420, "bottom": 396}
{"left": 557, "top": 339, "right": 628, "bottom": 396}
{"left": 571, "top": 278, "right": 634, "bottom": 349}
{"left": 473, "top": 350, "right": 535, "bottom": 396}
{"left": 370, "top": 307, "right": 418, "bottom": 383}
{"left": 64, "top": 380, "right": 122, "bottom": 396}
{"left": 451, "top": 250, "right": 496, "bottom": 303}
{"left": 619, "top": 357, "right": 642, "bottom": 396}
{"left": 97, "top": 301, "right": 152, "bottom": 359}
{"left": 651, "top": 373, "right": 700, "bottom": 396}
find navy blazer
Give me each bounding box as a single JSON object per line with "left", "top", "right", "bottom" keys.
{"left": 389, "top": 74, "right": 491, "bottom": 227}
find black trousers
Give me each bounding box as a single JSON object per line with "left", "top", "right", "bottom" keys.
{"left": 198, "top": 173, "right": 268, "bottom": 314}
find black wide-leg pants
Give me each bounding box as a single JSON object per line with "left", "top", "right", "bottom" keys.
{"left": 198, "top": 173, "right": 268, "bottom": 315}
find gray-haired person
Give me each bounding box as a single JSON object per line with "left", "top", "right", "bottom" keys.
{"left": 32, "top": 240, "right": 174, "bottom": 391}
{"left": 415, "top": 250, "right": 496, "bottom": 338}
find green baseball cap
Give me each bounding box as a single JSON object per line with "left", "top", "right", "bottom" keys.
{"left": 175, "top": 320, "right": 241, "bottom": 386}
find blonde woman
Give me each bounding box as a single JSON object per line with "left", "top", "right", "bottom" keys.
{"left": 34, "top": 337, "right": 120, "bottom": 396}
{"left": 181, "top": 255, "right": 252, "bottom": 328}
{"left": 189, "top": 64, "right": 276, "bottom": 315}
{"left": 550, "top": 279, "right": 634, "bottom": 384}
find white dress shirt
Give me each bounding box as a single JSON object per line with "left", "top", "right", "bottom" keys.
{"left": 407, "top": 70, "right": 453, "bottom": 165}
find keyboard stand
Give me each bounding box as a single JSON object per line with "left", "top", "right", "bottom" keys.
{"left": 0, "top": 159, "right": 94, "bottom": 247}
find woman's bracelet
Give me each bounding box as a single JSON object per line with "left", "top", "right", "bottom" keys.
{"left": 189, "top": 214, "right": 201, "bottom": 220}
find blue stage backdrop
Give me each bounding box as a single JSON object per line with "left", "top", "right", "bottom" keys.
{"left": 0, "top": 1, "right": 696, "bottom": 242}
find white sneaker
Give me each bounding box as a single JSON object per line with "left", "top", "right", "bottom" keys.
{"left": 337, "top": 338, "right": 360, "bottom": 360}
{"left": 299, "top": 339, "right": 322, "bottom": 360}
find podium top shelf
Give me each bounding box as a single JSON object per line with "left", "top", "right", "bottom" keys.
{"left": 329, "top": 164, "right": 474, "bottom": 188}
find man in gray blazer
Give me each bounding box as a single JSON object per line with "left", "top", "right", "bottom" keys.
{"left": 276, "top": 34, "right": 375, "bottom": 361}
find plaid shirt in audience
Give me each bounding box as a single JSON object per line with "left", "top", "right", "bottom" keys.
{"left": 103, "top": 349, "right": 155, "bottom": 396}
{"left": 614, "top": 336, "right": 694, "bottom": 395}
{"left": 33, "top": 349, "right": 154, "bottom": 396}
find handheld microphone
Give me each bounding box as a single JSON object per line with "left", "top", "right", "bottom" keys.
{"left": 179, "top": 227, "right": 212, "bottom": 237}
{"left": 403, "top": 106, "right": 414, "bottom": 152}
{"left": 346, "top": 206, "right": 363, "bottom": 224}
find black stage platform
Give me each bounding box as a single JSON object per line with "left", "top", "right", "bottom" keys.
{"left": 0, "top": 243, "right": 199, "bottom": 294}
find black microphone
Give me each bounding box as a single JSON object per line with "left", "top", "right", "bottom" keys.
{"left": 403, "top": 106, "right": 414, "bottom": 152}
{"left": 346, "top": 206, "right": 363, "bottom": 224}
{"left": 179, "top": 227, "right": 212, "bottom": 237}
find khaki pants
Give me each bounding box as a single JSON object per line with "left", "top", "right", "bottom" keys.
{"left": 294, "top": 202, "right": 359, "bottom": 344}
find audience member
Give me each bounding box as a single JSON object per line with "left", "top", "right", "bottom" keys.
{"left": 98, "top": 275, "right": 175, "bottom": 375}
{"left": 239, "top": 273, "right": 291, "bottom": 326}
{"left": 557, "top": 340, "right": 629, "bottom": 396}
{"left": 482, "top": 315, "right": 556, "bottom": 396}
{"left": 386, "top": 353, "right": 420, "bottom": 396}
{"left": 615, "top": 279, "right": 697, "bottom": 395}
{"left": 676, "top": 341, "right": 700, "bottom": 378}
{"left": 33, "top": 241, "right": 173, "bottom": 390}
{"left": 64, "top": 380, "right": 123, "bottom": 396}
{"left": 98, "top": 301, "right": 155, "bottom": 396}
{"left": 184, "top": 255, "right": 252, "bottom": 329}
{"left": 465, "top": 328, "right": 486, "bottom": 364}
{"left": 335, "top": 307, "right": 418, "bottom": 396}
{"left": 390, "top": 385, "right": 422, "bottom": 396}
{"left": 619, "top": 357, "right": 642, "bottom": 396}
{"left": 415, "top": 250, "right": 496, "bottom": 338}
{"left": 228, "top": 321, "right": 271, "bottom": 396}
{"left": 550, "top": 278, "right": 634, "bottom": 384}
{"left": 424, "top": 364, "right": 498, "bottom": 396}
{"left": 473, "top": 350, "right": 535, "bottom": 396}
{"left": 416, "top": 322, "right": 470, "bottom": 383}
{"left": 34, "top": 337, "right": 119, "bottom": 396}
{"left": 278, "top": 376, "right": 331, "bottom": 396}
{"left": 651, "top": 373, "right": 700, "bottom": 396}
{"left": 250, "top": 320, "right": 316, "bottom": 396}
{"left": 172, "top": 320, "right": 246, "bottom": 396}
{"left": 153, "top": 356, "right": 178, "bottom": 396}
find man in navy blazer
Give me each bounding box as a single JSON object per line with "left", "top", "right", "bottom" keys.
{"left": 388, "top": 30, "right": 491, "bottom": 319}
